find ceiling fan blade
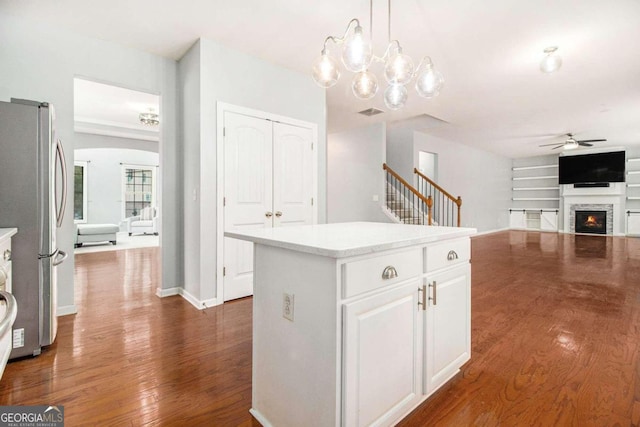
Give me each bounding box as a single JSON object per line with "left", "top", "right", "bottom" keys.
{"left": 551, "top": 144, "right": 565, "bottom": 150}
{"left": 575, "top": 139, "right": 606, "bottom": 143}
{"left": 578, "top": 142, "right": 594, "bottom": 147}
{"left": 539, "top": 142, "right": 564, "bottom": 147}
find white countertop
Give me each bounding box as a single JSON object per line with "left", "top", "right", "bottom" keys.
{"left": 0, "top": 228, "right": 17, "bottom": 243}
{"left": 225, "top": 222, "right": 476, "bottom": 258}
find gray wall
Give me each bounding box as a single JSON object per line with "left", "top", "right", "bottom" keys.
{"left": 327, "top": 123, "right": 390, "bottom": 223}
{"left": 386, "top": 128, "right": 512, "bottom": 232}
{"left": 75, "top": 148, "right": 159, "bottom": 226}
{"left": 179, "top": 38, "right": 327, "bottom": 303}
{"left": 178, "top": 40, "right": 201, "bottom": 299}
{"left": 0, "top": 14, "right": 180, "bottom": 312}
{"left": 412, "top": 132, "right": 511, "bottom": 231}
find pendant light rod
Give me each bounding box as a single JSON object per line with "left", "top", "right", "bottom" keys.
{"left": 388, "top": 0, "right": 391, "bottom": 44}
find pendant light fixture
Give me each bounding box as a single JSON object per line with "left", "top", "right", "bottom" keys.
{"left": 311, "top": 0, "right": 444, "bottom": 109}
{"left": 540, "top": 46, "right": 562, "bottom": 73}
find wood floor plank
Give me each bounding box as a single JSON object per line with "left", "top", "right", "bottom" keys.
{"left": 0, "top": 231, "right": 639, "bottom": 425}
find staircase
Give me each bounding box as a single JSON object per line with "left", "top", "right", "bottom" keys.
{"left": 383, "top": 163, "right": 462, "bottom": 227}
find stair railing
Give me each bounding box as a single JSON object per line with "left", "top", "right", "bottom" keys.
{"left": 414, "top": 168, "right": 462, "bottom": 227}
{"left": 383, "top": 164, "right": 433, "bottom": 225}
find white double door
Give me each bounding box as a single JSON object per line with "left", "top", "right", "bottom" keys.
{"left": 223, "top": 111, "right": 314, "bottom": 301}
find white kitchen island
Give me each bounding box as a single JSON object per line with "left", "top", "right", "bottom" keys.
{"left": 226, "top": 222, "right": 476, "bottom": 427}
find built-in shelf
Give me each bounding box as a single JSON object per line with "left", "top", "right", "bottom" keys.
{"left": 512, "top": 164, "right": 558, "bottom": 171}
{"left": 628, "top": 184, "right": 640, "bottom": 188}
{"left": 512, "top": 187, "right": 559, "bottom": 191}
{"left": 628, "top": 171, "right": 640, "bottom": 175}
{"left": 509, "top": 208, "right": 558, "bottom": 212}
{"left": 512, "top": 197, "right": 561, "bottom": 201}
{"left": 627, "top": 197, "right": 640, "bottom": 200}
{"left": 512, "top": 175, "right": 559, "bottom": 181}
{"left": 627, "top": 158, "right": 640, "bottom": 163}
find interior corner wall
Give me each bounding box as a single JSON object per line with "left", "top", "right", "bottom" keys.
{"left": 0, "top": 14, "right": 180, "bottom": 312}
{"left": 385, "top": 126, "right": 415, "bottom": 183}
{"left": 328, "top": 123, "right": 390, "bottom": 223}
{"left": 412, "top": 132, "right": 512, "bottom": 231}
{"left": 184, "top": 37, "right": 327, "bottom": 303}
{"left": 178, "top": 41, "right": 201, "bottom": 299}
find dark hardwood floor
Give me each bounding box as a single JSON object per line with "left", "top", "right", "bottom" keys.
{"left": 0, "top": 231, "right": 639, "bottom": 426}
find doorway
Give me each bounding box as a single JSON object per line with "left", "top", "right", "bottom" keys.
{"left": 418, "top": 151, "right": 438, "bottom": 181}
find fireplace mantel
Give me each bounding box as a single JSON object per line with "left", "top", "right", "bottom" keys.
{"left": 560, "top": 183, "right": 626, "bottom": 235}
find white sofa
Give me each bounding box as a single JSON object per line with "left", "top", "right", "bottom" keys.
{"left": 75, "top": 223, "right": 119, "bottom": 247}
{"left": 126, "top": 207, "right": 158, "bottom": 236}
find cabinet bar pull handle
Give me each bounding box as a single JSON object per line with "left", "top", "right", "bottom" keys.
{"left": 447, "top": 250, "right": 459, "bottom": 261}
{"left": 381, "top": 266, "right": 398, "bottom": 280}
{"left": 429, "top": 281, "right": 437, "bottom": 305}
{"left": 417, "top": 284, "right": 427, "bottom": 310}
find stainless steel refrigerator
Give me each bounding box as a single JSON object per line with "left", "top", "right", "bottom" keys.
{"left": 0, "top": 99, "right": 68, "bottom": 359}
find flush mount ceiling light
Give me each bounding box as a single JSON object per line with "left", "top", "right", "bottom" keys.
{"left": 540, "top": 46, "right": 562, "bottom": 73}
{"left": 311, "top": 0, "right": 444, "bottom": 110}
{"left": 139, "top": 109, "right": 159, "bottom": 126}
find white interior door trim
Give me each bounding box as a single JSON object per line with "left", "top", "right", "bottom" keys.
{"left": 216, "top": 102, "right": 318, "bottom": 304}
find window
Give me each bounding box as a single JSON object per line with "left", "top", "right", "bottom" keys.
{"left": 122, "top": 164, "right": 157, "bottom": 219}
{"left": 74, "top": 161, "right": 88, "bottom": 223}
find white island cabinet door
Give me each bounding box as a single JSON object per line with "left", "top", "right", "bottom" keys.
{"left": 343, "top": 280, "right": 423, "bottom": 427}
{"left": 425, "top": 264, "right": 471, "bottom": 394}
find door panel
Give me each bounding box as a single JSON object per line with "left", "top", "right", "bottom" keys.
{"left": 343, "top": 281, "right": 423, "bottom": 427}
{"left": 273, "top": 123, "right": 313, "bottom": 227}
{"left": 425, "top": 264, "right": 471, "bottom": 394}
{"left": 223, "top": 112, "right": 273, "bottom": 301}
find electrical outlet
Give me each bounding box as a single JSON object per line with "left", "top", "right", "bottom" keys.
{"left": 283, "top": 293, "right": 294, "bottom": 321}
{"left": 372, "top": 194, "right": 379, "bottom": 202}
{"left": 13, "top": 328, "right": 24, "bottom": 348}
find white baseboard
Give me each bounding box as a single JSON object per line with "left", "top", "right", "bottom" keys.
{"left": 57, "top": 304, "right": 77, "bottom": 316}
{"left": 249, "top": 409, "right": 273, "bottom": 427}
{"left": 179, "top": 288, "right": 218, "bottom": 310}
{"left": 472, "top": 227, "right": 511, "bottom": 237}
{"left": 156, "top": 287, "right": 180, "bottom": 298}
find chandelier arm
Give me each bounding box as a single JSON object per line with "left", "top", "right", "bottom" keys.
{"left": 321, "top": 18, "right": 361, "bottom": 52}
{"left": 412, "top": 56, "right": 433, "bottom": 77}
{"left": 372, "top": 40, "right": 403, "bottom": 64}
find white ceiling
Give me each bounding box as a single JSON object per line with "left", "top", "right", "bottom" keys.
{"left": 3, "top": 0, "right": 640, "bottom": 157}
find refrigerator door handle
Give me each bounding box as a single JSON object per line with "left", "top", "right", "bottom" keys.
{"left": 52, "top": 250, "right": 67, "bottom": 266}
{"left": 55, "top": 139, "right": 68, "bottom": 228}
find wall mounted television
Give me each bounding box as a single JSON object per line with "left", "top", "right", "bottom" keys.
{"left": 558, "top": 151, "right": 625, "bottom": 184}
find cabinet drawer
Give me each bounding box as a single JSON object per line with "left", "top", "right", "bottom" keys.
{"left": 342, "top": 248, "right": 423, "bottom": 299}
{"left": 425, "top": 238, "right": 470, "bottom": 273}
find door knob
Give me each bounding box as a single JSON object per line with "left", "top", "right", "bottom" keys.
{"left": 265, "top": 212, "right": 273, "bottom": 218}
{"left": 275, "top": 211, "right": 283, "bottom": 217}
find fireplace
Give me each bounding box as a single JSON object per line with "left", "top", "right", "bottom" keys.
{"left": 575, "top": 211, "right": 607, "bottom": 234}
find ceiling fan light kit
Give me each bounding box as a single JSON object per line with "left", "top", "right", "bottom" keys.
{"left": 540, "top": 46, "right": 562, "bottom": 73}
{"left": 311, "top": 0, "right": 444, "bottom": 110}
{"left": 538, "top": 133, "right": 607, "bottom": 150}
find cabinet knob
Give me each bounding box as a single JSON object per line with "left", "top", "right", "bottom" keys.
{"left": 265, "top": 212, "right": 273, "bottom": 218}
{"left": 381, "top": 266, "right": 398, "bottom": 280}
{"left": 447, "top": 250, "right": 458, "bottom": 261}
{"left": 275, "top": 211, "right": 283, "bottom": 217}
{"left": 3, "top": 249, "right": 10, "bottom": 261}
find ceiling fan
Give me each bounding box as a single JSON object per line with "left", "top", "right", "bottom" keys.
{"left": 539, "top": 133, "right": 607, "bottom": 150}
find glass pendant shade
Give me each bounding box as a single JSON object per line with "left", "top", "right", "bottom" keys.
{"left": 341, "top": 25, "right": 373, "bottom": 72}
{"left": 384, "top": 50, "right": 415, "bottom": 84}
{"left": 384, "top": 84, "right": 408, "bottom": 110}
{"left": 351, "top": 70, "right": 378, "bottom": 99}
{"left": 312, "top": 52, "right": 340, "bottom": 88}
{"left": 415, "top": 65, "right": 444, "bottom": 98}
{"left": 540, "top": 47, "right": 562, "bottom": 73}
